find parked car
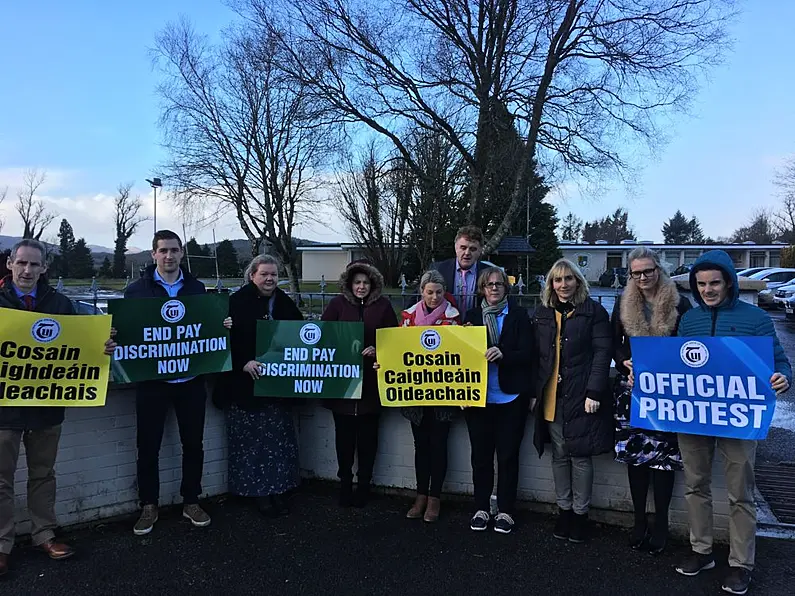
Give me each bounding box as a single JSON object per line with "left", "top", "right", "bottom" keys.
{"left": 784, "top": 294, "right": 795, "bottom": 320}
{"left": 598, "top": 267, "right": 627, "bottom": 288}
{"left": 753, "top": 270, "right": 795, "bottom": 309}
{"left": 671, "top": 264, "right": 693, "bottom": 277}
{"left": 773, "top": 282, "right": 795, "bottom": 309}
{"left": 737, "top": 266, "right": 772, "bottom": 278}
{"left": 747, "top": 268, "right": 795, "bottom": 282}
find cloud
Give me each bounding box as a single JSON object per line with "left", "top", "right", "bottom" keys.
{"left": 0, "top": 177, "right": 351, "bottom": 250}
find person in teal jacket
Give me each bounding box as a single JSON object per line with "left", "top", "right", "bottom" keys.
{"left": 674, "top": 250, "right": 791, "bottom": 596}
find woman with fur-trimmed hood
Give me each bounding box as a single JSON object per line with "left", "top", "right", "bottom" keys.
{"left": 321, "top": 259, "right": 399, "bottom": 508}
{"left": 611, "top": 246, "right": 692, "bottom": 555}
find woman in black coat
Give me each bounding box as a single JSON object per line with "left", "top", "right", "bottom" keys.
{"left": 532, "top": 258, "right": 613, "bottom": 544}
{"left": 464, "top": 267, "right": 532, "bottom": 535}
{"left": 220, "top": 255, "right": 303, "bottom": 517}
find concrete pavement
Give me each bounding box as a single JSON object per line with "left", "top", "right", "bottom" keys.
{"left": 3, "top": 482, "right": 794, "bottom": 596}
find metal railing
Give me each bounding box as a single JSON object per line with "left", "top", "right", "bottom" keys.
{"left": 55, "top": 274, "right": 620, "bottom": 318}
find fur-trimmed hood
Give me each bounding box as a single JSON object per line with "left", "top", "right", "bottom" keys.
{"left": 619, "top": 276, "right": 681, "bottom": 337}
{"left": 339, "top": 261, "right": 385, "bottom": 306}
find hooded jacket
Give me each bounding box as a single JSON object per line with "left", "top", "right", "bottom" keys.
{"left": 0, "top": 275, "right": 75, "bottom": 430}
{"left": 677, "top": 250, "right": 791, "bottom": 382}
{"left": 321, "top": 261, "right": 399, "bottom": 415}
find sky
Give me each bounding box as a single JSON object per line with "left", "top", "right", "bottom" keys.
{"left": 1, "top": 1, "right": 793, "bottom": 251}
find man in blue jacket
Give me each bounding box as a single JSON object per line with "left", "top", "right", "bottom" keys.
{"left": 125, "top": 230, "right": 230, "bottom": 536}
{"left": 674, "top": 250, "right": 791, "bottom": 595}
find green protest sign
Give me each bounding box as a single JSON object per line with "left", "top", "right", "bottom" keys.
{"left": 107, "top": 294, "right": 231, "bottom": 383}
{"left": 254, "top": 321, "right": 363, "bottom": 399}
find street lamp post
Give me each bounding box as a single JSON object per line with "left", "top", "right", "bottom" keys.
{"left": 145, "top": 177, "right": 163, "bottom": 234}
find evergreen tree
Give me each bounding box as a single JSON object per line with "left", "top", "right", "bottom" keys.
{"left": 55, "top": 218, "right": 76, "bottom": 277}
{"left": 559, "top": 213, "right": 583, "bottom": 242}
{"left": 662, "top": 210, "right": 706, "bottom": 244}
{"left": 215, "top": 240, "right": 240, "bottom": 277}
{"left": 70, "top": 239, "right": 96, "bottom": 278}
{"left": 98, "top": 256, "right": 113, "bottom": 277}
{"left": 582, "top": 208, "right": 636, "bottom": 244}
{"left": 185, "top": 238, "right": 214, "bottom": 277}
{"left": 527, "top": 199, "right": 562, "bottom": 275}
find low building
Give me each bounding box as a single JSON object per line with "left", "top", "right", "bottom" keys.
{"left": 298, "top": 243, "right": 372, "bottom": 282}
{"left": 560, "top": 242, "right": 787, "bottom": 283}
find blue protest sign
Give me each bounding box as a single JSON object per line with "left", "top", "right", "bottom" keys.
{"left": 630, "top": 336, "right": 776, "bottom": 440}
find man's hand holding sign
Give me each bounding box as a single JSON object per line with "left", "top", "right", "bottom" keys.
{"left": 630, "top": 336, "right": 782, "bottom": 440}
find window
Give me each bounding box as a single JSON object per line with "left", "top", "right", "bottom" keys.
{"left": 664, "top": 251, "right": 681, "bottom": 267}
{"left": 606, "top": 252, "right": 623, "bottom": 269}
{"left": 765, "top": 271, "right": 795, "bottom": 283}
{"left": 684, "top": 250, "right": 701, "bottom": 264}
{"left": 770, "top": 253, "right": 781, "bottom": 267}
{"left": 749, "top": 251, "right": 766, "bottom": 268}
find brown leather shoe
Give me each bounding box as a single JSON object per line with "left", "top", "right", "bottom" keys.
{"left": 406, "top": 494, "right": 427, "bottom": 519}
{"left": 424, "top": 497, "right": 441, "bottom": 522}
{"left": 38, "top": 540, "right": 75, "bottom": 560}
{"left": 0, "top": 552, "right": 8, "bottom": 576}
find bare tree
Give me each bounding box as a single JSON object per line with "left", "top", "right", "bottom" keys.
{"left": 114, "top": 182, "right": 148, "bottom": 278}
{"left": 15, "top": 168, "right": 55, "bottom": 240}
{"left": 773, "top": 157, "right": 795, "bottom": 244}
{"left": 240, "top": 0, "right": 734, "bottom": 252}
{"left": 731, "top": 208, "right": 777, "bottom": 245}
{"left": 0, "top": 186, "right": 7, "bottom": 235}
{"left": 334, "top": 144, "right": 411, "bottom": 286}
{"left": 153, "top": 19, "right": 334, "bottom": 292}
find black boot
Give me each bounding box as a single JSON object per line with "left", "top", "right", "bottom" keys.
{"left": 339, "top": 479, "right": 354, "bottom": 507}
{"left": 629, "top": 518, "right": 649, "bottom": 550}
{"left": 648, "top": 520, "right": 668, "bottom": 555}
{"left": 353, "top": 481, "right": 371, "bottom": 508}
{"left": 569, "top": 512, "right": 589, "bottom": 544}
{"left": 553, "top": 508, "right": 573, "bottom": 540}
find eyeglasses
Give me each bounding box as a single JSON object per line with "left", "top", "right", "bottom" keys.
{"left": 484, "top": 282, "right": 505, "bottom": 289}
{"left": 629, "top": 268, "right": 657, "bottom": 280}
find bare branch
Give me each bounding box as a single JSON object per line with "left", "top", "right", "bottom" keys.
{"left": 15, "top": 168, "right": 55, "bottom": 240}
{"left": 238, "top": 0, "right": 735, "bottom": 251}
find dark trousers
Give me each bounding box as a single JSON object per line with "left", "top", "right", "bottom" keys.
{"left": 136, "top": 378, "right": 206, "bottom": 505}
{"left": 627, "top": 464, "right": 676, "bottom": 529}
{"left": 333, "top": 412, "right": 380, "bottom": 483}
{"left": 465, "top": 397, "right": 528, "bottom": 515}
{"left": 411, "top": 411, "right": 451, "bottom": 498}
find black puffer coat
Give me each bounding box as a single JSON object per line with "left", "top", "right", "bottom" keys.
{"left": 0, "top": 276, "right": 75, "bottom": 430}
{"left": 532, "top": 298, "right": 613, "bottom": 457}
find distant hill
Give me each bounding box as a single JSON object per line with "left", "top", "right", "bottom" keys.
{"left": 92, "top": 236, "right": 324, "bottom": 276}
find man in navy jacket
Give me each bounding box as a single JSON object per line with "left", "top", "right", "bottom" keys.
{"left": 431, "top": 226, "right": 493, "bottom": 314}
{"left": 674, "top": 250, "right": 791, "bottom": 595}
{"left": 125, "top": 230, "right": 230, "bottom": 536}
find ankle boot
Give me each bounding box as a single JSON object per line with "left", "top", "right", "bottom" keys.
{"left": 353, "top": 481, "right": 371, "bottom": 508}
{"left": 423, "top": 497, "right": 441, "bottom": 522}
{"left": 406, "top": 494, "right": 428, "bottom": 519}
{"left": 648, "top": 521, "right": 668, "bottom": 555}
{"left": 339, "top": 479, "right": 354, "bottom": 507}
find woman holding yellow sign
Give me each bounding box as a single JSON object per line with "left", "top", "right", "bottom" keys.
{"left": 463, "top": 267, "right": 532, "bottom": 535}
{"left": 398, "top": 270, "right": 460, "bottom": 523}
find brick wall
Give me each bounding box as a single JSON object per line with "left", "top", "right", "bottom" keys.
{"left": 12, "top": 388, "right": 730, "bottom": 539}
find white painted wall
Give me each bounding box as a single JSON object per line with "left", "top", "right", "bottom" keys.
{"left": 300, "top": 250, "right": 351, "bottom": 282}
{"left": 11, "top": 388, "right": 732, "bottom": 541}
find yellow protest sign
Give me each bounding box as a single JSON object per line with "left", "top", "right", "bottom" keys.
{"left": 0, "top": 309, "right": 111, "bottom": 407}
{"left": 376, "top": 326, "right": 487, "bottom": 407}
